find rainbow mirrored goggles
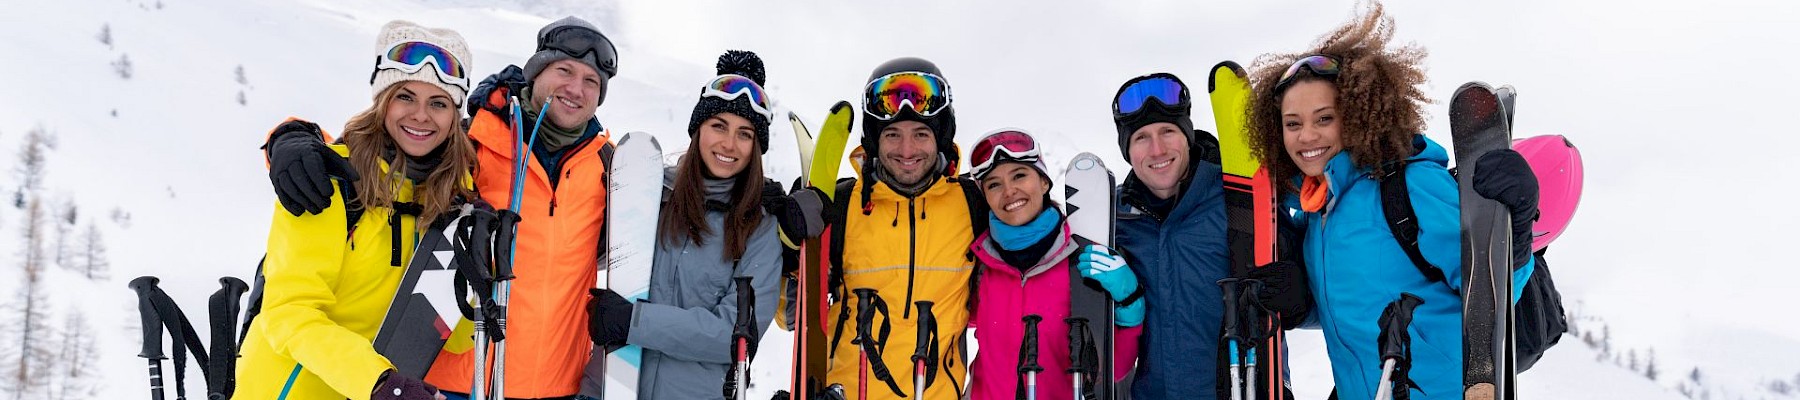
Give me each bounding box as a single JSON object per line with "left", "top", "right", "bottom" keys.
{"left": 862, "top": 71, "right": 952, "bottom": 121}
{"left": 969, "top": 129, "right": 1042, "bottom": 180}
{"left": 374, "top": 41, "right": 469, "bottom": 92}
{"left": 1275, "top": 55, "right": 1341, "bottom": 93}
{"left": 1113, "top": 74, "right": 1188, "bottom": 117}
{"left": 702, "top": 74, "right": 775, "bottom": 120}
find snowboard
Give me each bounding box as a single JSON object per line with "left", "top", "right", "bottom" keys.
{"left": 372, "top": 203, "right": 476, "bottom": 380}
{"left": 1210, "top": 60, "right": 1289, "bottom": 400}
{"left": 1449, "top": 82, "right": 1516, "bottom": 400}
{"left": 590, "top": 131, "right": 663, "bottom": 400}
{"left": 1061, "top": 152, "right": 1119, "bottom": 400}
{"left": 791, "top": 102, "right": 855, "bottom": 398}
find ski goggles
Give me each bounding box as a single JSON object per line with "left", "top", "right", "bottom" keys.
{"left": 1275, "top": 55, "right": 1342, "bottom": 93}
{"left": 539, "top": 25, "right": 619, "bottom": 77}
{"left": 1112, "top": 74, "right": 1189, "bottom": 117}
{"left": 375, "top": 41, "right": 469, "bottom": 91}
{"left": 701, "top": 74, "right": 775, "bottom": 120}
{"left": 968, "top": 129, "right": 1043, "bottom": 180}
{"left": 862, "top": 71, "right": 953, "bottom": 121}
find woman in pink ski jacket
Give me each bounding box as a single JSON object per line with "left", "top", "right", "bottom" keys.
{"left": 964, "top": 128, "right": 1144, "bottom": 400}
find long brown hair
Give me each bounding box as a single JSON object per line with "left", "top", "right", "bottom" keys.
{"left": 342, "top": 83, "right": 476, "bottom": 226}
{"left": 656, "top": 129, "right": 767, "bottom": 262}
{"left": 1246, "top": 1, "right": 1431, "bottom": 192}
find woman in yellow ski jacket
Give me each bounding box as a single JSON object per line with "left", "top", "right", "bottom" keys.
{"left": 236, "top": 20, "right": 476, "bottom": 400}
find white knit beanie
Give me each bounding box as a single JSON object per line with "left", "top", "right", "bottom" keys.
{"left": 371, "top": 20, "right": 473, "bottom": 106}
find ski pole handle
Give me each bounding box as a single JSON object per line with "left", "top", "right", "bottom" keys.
{"left": 911, "top": 300, "right": 936, "bottom": 398}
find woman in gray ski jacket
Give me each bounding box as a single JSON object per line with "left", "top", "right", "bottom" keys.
{"left": 583, "top": 50, "right": 784, "bottom": 400}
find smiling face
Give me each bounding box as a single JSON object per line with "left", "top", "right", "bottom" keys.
{"left": 382, "top": 81, "right": 459, "bottom": 157}
{"left": 980, "top": 162, "right": 1050, "bottom": 226}
{"left": 696, "top": 112, "right": 758, "bottom": 179}
{"left": 1280, "top": 80, "right": 1344, "bottom": 177}
{"left": 1126, "top": 121, "right": 1190, "bottom": 199}
{"left": 877, "top": 120, "right": 939, "bottom": 185}
{"left": 530, "top": 59, "right": 604, "bottom": 131}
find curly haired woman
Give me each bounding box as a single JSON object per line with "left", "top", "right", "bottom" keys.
{"left": 1241, "top": 3, "right": 1540, "bottom": 399}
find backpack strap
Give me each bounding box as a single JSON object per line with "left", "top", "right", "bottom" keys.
{"left": 826, "top": 178, "right": 856, "bottom": 359}
{"left": 956, "top": 177, "right": 990, "bottom": 241}
{"left": 1376, "top": 161, "right": 1448, "bottom": 284}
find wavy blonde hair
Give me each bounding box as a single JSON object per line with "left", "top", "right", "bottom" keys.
{"left": 341, "top": 83, "right": 476, "bottom": 225}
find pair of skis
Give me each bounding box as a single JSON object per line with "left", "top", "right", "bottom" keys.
{"left": 1210, "top": 61, "right": 1290, "bottom": 400}
{"left": 782, "top": 102, "right": 855, "bottom": 400}
{"left": 1452, "top": 82, "right": 1520, "bottom": 400}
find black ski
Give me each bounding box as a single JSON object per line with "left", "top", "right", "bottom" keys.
{"left": 1450, "top": 81, "right": 1516, "bottom": 400}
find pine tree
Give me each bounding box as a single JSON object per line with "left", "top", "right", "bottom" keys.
{"left": 1644, "top": 347, "right": 1659, "bottom": 381}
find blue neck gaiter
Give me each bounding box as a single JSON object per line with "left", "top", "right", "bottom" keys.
{"left": 989, "top": 207, "right": 1061, "bottom": 251}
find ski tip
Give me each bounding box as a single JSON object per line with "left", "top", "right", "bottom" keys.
{"left": 1208, "top": 60, "right": 1247, "bottom": 93}
{"left": 619, "top": 131, "right": 662, "bottom": 151}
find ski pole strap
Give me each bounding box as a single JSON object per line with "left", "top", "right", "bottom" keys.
{"left": 130, "top": 276, "right": 214, "bottom": 400}
{"left": 1063, "top": 316, "right": 1098, "bottom": 381}
{"left": 850, "top": 288, "right": 905, "bottom": 397}
{"left": 1377, "top": 292, "right": 1426, "bottom": 399}
{"left": 911, "top": 301, "right": 939, "bottom": 390}
{"left": 207, "top": 277, "right": 250, "bottom": 400}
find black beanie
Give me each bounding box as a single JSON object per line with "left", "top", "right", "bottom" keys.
{"left": 1112, "top": 73, "right": 1196, "bottom": 163}
{"left": 687, "top": 50, "right": 771, "bottom": 154}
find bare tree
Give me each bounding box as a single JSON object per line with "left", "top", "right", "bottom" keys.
{"left": 96, "top": 24, "right": 112, "bottom": 49}
{"left": 1, "top": 198, "right": 54, "bottom": 399}
{"left": 73, "top": 223, "right": 107, "bottom": 281}
{"left": 51, "top": 199, "right": 74, "bottom": 269}
{"left": 111, "top": 54, "right": 133, "bottom": 80}
{"left": 49, "top": 312, "right": 96, "bottom": 400}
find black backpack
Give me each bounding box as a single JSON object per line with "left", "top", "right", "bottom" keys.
{"left": 1376, "top": 163, "right": 1567, "bottom": 372}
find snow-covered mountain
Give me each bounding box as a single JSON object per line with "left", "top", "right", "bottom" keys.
{"left": 1, "top": 0, "right": 1795, "bottom": 399}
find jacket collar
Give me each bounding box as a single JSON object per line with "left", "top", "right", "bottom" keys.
{"left": 971, "top": 223, "right": 1077, "bottom": 280}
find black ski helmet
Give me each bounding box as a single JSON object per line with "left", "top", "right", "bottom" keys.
{"left": 860, "top": 57, "right": 957, "bottom": 169}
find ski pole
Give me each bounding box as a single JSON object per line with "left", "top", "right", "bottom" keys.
{"left": 852, "top": 289, "right": 876, "bottom": 400}
{"left": 910, "top": 301, "right": 937, "bottom": 399}
{"left": 131, "top": 276, "right": 168, "bottom": 400}
{"left": 206, "top": 277, "right": 250, "bottom": 400}
{"left": 1218, "top": 278, "right": 1247, "bottom": 400}
{"left": 1375, "top": 293, "right": 1425, "bottom": 400}
{"left": 1019, "top": 315, "right": 1044, "bottom": 400}
{"left": 1065, "top": 316, "right": 1090, "bottom": 400}
{"left": 729, "top": 276, "right": 757, "bottom": 400}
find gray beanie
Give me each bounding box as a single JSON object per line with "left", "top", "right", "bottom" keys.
{"left": 522, "top": 16, "right": 618, "bottom": 106}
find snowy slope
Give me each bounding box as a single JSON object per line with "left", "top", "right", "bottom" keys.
{"left": 2, "top": 0, "right": 1797, "bottom": 399}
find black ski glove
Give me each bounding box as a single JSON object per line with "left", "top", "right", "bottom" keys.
{"left": 467, "top": 65, "right": 529, "bottom": 118}
{"left": 586, "top": 288, "right": 634, "bottom": 348}
{"left": 1472, "top": 149, "right": 1539, "bottom": 271}
{"left": 371, "top": 370, "right": 442, "bottom": 400}
{"left": 760, "top": 180, "right": 809, "bottom": 248}
{"left": 265, "top": 120, "right": 357, "bottom": 216}
{"left": 1247, "top": 260, "right": 1312, "bottom": 330}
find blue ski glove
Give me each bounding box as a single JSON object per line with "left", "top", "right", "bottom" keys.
{"left": 1075, "top": 244, "right": 1146, "bottom": 327}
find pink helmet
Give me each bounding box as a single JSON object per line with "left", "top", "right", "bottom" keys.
{"left": 1513, "top": 135, "right": 1584, "bottom": 251}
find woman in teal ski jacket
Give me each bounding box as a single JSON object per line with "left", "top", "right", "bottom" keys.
{"left": 1243, "top": 5, "right": 1539, "bottom": 400}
